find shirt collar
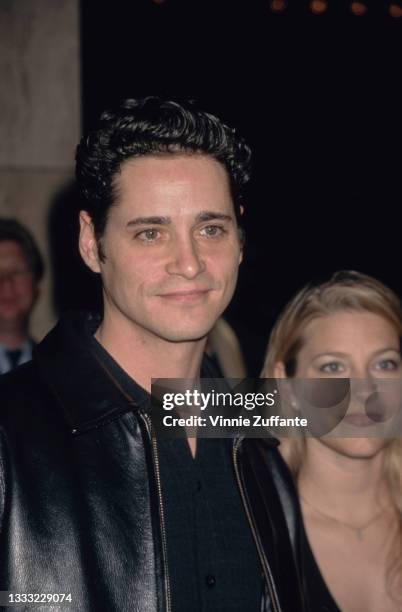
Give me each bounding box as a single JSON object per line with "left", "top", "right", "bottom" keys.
{"left": 0, "top": 338, "right": 33, "bottom": 373}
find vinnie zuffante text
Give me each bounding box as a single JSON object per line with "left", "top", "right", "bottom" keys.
{"left": 160, "top": 389, "right": 308, "bottom": 429}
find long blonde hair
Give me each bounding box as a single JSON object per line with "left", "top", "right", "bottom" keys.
{"left": 262, "top": 270, "right": 402, "bottom": 597}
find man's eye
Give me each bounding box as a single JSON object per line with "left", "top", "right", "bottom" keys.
{"left": 136, "top": 229, "right": 160, "bottom": 242}
{"left": 200, "top": 225, "right": 225, "bottom": 238}
{"left": 320, "top": 362, "right": 344, "bottom": 374}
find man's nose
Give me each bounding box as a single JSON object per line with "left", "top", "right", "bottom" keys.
{"left": 166, "top": 236, "right": 206, "bottom": 279}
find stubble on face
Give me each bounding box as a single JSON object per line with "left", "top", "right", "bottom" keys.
{"left": 95, "top": 154, "right": 242, "bottom": 346}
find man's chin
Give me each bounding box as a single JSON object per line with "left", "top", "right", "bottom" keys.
{"left": 163, "top": 331, "right": 210, "bottom": 344}
{"left": 153, "top": 323, "right": 212, "bottom": 344}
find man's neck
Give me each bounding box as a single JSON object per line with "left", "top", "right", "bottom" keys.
{"left": 0, "top": 326, "right": 29, "bottom": 349}
{"left": 95, "top": 314, "right": 207, "bottom": 394}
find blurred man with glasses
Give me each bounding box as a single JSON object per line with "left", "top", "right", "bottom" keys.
{"left": 0, "top": 218, "right": 44, "bottom": 374}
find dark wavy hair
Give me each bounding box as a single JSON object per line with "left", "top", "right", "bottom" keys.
{"left": 0, "top": 218, "right": 44, "bottom": 281}
{"left": 76, "top": 96, "right": 251, "bottom": 252}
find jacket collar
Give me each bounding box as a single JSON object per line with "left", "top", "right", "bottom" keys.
{"left": 34, "top": 312, "right": 139, "bottom": 434}
{"left": 34, "top": 312, "right": 280, "bottom": 445}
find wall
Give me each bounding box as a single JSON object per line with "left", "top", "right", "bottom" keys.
{"left": 0, "top": 0, "right": 81, "bottom": 339}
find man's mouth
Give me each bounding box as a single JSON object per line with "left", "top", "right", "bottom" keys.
{"left": 158, "top": 289, "right": 211, "bottom": 302}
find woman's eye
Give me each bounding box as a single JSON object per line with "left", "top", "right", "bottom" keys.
{"left": 375, "top": 359, "right": 399, "bottom": 371}
{"left": 136, "top": 229, "right": 160, "bottom": 242}
{"left": 320, "top": 362, "right": 345, "bottom": 374}
{"left": 200, "top": 225, "right": 225, "bottom": 238}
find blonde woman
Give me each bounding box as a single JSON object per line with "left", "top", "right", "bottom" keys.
{"left": 262, "top": 271, "right": 402, "bottom": 612}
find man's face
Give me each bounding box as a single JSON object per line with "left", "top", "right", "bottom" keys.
{"left": 0, "top": 240, "right": 38, "bottom": 331}
{"left": 80, "top": 155, "right": 242, "bottom": 343}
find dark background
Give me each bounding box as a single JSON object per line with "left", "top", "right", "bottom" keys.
{"left": 79, "top": 0, "right": 402, "bottom": 374}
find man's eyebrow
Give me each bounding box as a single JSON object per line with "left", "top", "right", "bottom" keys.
{"left": 196, "top": 211, "right": 233, "bottom": 223}
{"left": 126, "top": 216, "right": 171, "bottom": 227}
{"left": 126, "top": 212, "right": 233, "bottom": 227}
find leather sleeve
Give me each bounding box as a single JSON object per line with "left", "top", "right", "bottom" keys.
{"left": 0, "top": 430, "right": 6, "bottom": 533}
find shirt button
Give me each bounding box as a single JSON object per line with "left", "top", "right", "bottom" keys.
{"left": 196, "top": 480, "right": 202, "bottom": 492}
{"left": 205, "top": 574, "right": 216, "bottom": 588}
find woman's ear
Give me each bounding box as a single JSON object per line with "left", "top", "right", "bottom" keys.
{"left": 274, "top": 363, "right": 300, "bottom": 415}
{"left": 274, "top": 361, "right": 287, "bottom": 379}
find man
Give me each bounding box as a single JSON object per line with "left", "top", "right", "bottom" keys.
{"left": 0, "top": 98, "right": 305, "bottom": 611}
{"left": 0, "top": 218, "right": 44, "bottom": 374}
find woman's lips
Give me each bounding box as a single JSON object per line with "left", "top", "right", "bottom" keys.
{"left": 342, "top": 413, "right": 380, "bottom": 427}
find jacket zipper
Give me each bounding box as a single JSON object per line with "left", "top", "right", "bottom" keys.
{"left": 139, "top": 411, "right": 172, "bottom": 612}
{"left": 232, "top": 437, "right": 282, "bottom": 612}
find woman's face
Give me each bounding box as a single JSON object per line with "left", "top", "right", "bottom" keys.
{"left": 295, "top": 311, "right": 401, "bottom": 379}
{"left": 291, "top": 311, "right": 402, "bottom": 458}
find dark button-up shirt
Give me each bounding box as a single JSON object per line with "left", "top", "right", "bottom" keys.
{"left": 89, "top": 333, "right": 262, "bottom": 611}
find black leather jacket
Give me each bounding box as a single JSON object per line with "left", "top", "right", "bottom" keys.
{"left": 0, "top": 313, "right": 307, "bottom": 612}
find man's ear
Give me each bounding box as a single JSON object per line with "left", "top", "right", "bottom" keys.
{"left": 78, "top": 211, "right": 102, "bottom": 273}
